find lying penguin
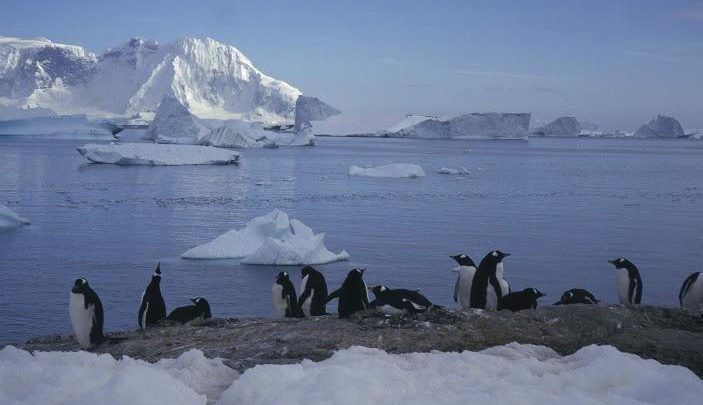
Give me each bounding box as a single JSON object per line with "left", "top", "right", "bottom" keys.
{"left": 497, "top": 288, "right": 545, "bottom": 312}
{"left": 166, "top": 297, "right": 212, "bottom": 324}
{"left": 553, "top": 288, "right": 599, "bottom": 305}
{"left": 368, "top": 285, "right": 434, "bottom": 315}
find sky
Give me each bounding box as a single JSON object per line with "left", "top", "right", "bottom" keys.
{"left": 3, "top": 0, "right": 703, "bottom": 133}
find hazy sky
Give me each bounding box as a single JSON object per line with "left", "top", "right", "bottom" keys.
{"left": 3, "top": 0, "right": 703, "bottom": 133}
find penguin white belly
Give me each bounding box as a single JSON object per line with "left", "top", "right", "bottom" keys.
{"left": 377, "top": 304, "right": 406, "bottom": 315}
{"left": 682, "top": 278, "right": 703, "bottom": 310}
{"left": 69, "top": 293, "right": 94, "bottom": 349}
{"left": 455, "top": 267, "right": 475, "bottom": 309}
{"left": 486, "top": 287, "right": 499, "bottom": 311}
{"left": 499, "top": 278, "right": 510, "bottom": 297}
{"left": 404, "top": 299, "right": 428, "bottom": 311}
{"left": 272, "top": 284, "right": 287, "bottom": 318}
{"left": 616, "top": 268, "right": 630, "bottom": 304}
{"left": 301, "top": 289, "right": 314, "bottom": 317}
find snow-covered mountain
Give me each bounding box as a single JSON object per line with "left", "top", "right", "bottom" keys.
{"left": 0, "top": 36, "right": 301, "bottom": 124}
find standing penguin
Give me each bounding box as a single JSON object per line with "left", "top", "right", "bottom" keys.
{"left": 272, "top": 272, "right": 300, "bottom": 318}
{"left": 450, "top": 254, "right": 477, "bottom": 309}
{"left": 495, "top": 255, "right": 511, "bottom": 297}
{"left": 137, "top": 263, "right": 166, "bottom": 329}
{"left": 470, "top": 250, "right": 510, "bottom": 310}
{"left": 679, "top": 272, "right": 703, "bottom": 310}
{"left": 166, "top": 297, "right": 212, "bottom": 324}
{"left": 69, "top": 278, "right": 104, "bottom": 350}
{"left": 608, "top": 258, "right": 643, "bottom": 304}
{"left": 327, "top": 268, "right": 369, "bottom": 318}
{"left": 553, "top": 288, "right": 600, "bottom": 305}
{"left": 498, "top": 288, "right": 545, "bottom": 312}
{"left": 369, "top": 285, "right": 434, "bottom": 315}
{"left": 298, "top": 266, "right": 329, "bottom": 317}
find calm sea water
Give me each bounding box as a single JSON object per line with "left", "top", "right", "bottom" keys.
{"left": 1, "top": 135, "right": 702, "bottom": 343}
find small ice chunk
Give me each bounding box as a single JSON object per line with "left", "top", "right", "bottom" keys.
{"left": 438, "top": 167, "right": 470, "bottom": 175}
{"left": 77, "top": 143, "right": 240, "bottom": 166}
{"left": 0, "top": 205, "right": 30, "bottom": 229}
{"left": 348, "top": 163, "right": 426, "bottom": 178}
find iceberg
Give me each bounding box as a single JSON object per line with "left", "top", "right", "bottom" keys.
{"left": 349, "top": 163, "right": 426, "bottom": 178}
{"left": 0, "top": 115, "right": 122, "bottom": 138}
{"left": 381, "top": 113, "right": 530, "bottom": 139}
{"left": 0, "top": 205, "right": 29, "bottom": 229}
{"left": 293, "top": 95, "right": 341, "bottom": 131}
{"left": 77, "top": 143, "right": 240, "bottom": 166}
{"left": 182, "top": 209, "right": 349, "bottom": 265}
{"left": 438, "top": 166, "right": 470, "bottom": 175}
{"left": 198, "top": 125, "right": 275, "bottom": 149}
{"left": 144, "top": 97, "right": 212, "bottom": 144}
{"left": 531, "top": 116, "right": 581, "bottom": 137}
{"left": 634, "top": 115, "right": 686, "bottom": 138}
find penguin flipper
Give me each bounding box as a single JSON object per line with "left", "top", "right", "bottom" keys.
{"left": 326, "top": 288, "right": 341, "bottom": 304}
{"left": 453, "top": 277, "right": 459, "bottom": 303}
{"left": 297, "top": 289, "right": 311, "bottom": 309}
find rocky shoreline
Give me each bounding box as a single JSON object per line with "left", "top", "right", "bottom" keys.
{"left": 17, "top": 305, "right": 703, "bottom": 377}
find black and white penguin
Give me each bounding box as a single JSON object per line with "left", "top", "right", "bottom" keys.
{"left": 298, "top": 266, "right": 329, "bottom": 317}
{"left": 679, "top": 272, "right": 703, "bottom": 310}
{"left": 470, "top": 250, "right": 510, "bottom": 310}
{"left": 369, "top": 285, "right": 434, "bottom": 315}
{"left": 553, "top": 288, "right": 600, "bottom": 305}
{"left": 137, "top": 263, "right": 166, "bottom": 329}
{"left": 166, "top": 297, "right": 212, "bottom": 324}
{"left": 498, "top": 288, "right": 545, "bottom": 312}
{"left": 69, "top": 278, "right": 105, "bottom": 349}
{"left": 608, "top": 258, "right": 643, "bottom": 304}
{"left": 450, "top": 254, "right": 476, "bottom": 310}
{"left": 272, "top": 271, "right": 300, "bottom": 318}
{"left": 327, "top": 268, "right": 369, "bottom": 318}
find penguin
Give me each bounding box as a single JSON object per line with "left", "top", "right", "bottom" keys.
{"left": 553, "top": 288, "right": 600, "bottom": 305}
{"left": 470, "top": 250, "right": 510, "bottom": 310}
{"left": 498, "top": 288, "right": 545, "bottom": 312}
{"left": 327, "top": 268, "right": 369, "bottom": 318}
{"left": 679, "top": 272, "right": 703, "bottom": 310}
{"left": 368, "top": 285, "right": 434, "bottom": 315}
{"left": 495, "top": 256, "right": 511, "bottom": 297}
{"left": 608, "top": 258, "right": 643, "bottom": 304}
{"left": 69, "top": 278, "right": 105, "bottom": 349}
{"left": 450, "top": 254, "right": 476, "bottom": 309}
{"left": 137, "top": 263, "right": 166, "bottom": 329}
{"left": 298, "top": 266, "right": 329, "bottom": 317}
{"left": 272, "top": 271, "right": 300, "bottom": 318}
{"left": 166, "top": 297, "right": 212, "bottom": 324}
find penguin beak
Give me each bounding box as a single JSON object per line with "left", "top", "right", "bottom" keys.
{"left": 608, "top": 259, "right": 618, "bottom": 265}
{"left": 503, "top": 252, "right": 511, "bottom": 257}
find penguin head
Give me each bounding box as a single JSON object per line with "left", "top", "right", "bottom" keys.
{"left": 491, "top": 250, "right": 510, "bottom": 261}
{"left": 368, "top": 285, "right": 387, "bottom": 296}
{"left": 151, "top": 263, "right": 162, "bottom": 283}
{"left": 555, "top": 290, "right": 574, "bottom": 305}
{"left": 480, "top": 250, "right": 510, "bottom": 268}
{"left": 347, "top": 268, "right": 366, "bottom": 282}
{"left": 528, "top": 288, "right": 546, "bottom": 298}
{"left": 72, "top": 278, "right": 89, "bottom": 294}
{"left": 191, "top": 297, "right": 212, "bottom": 319}
{"left": 300, "top": 266, "right": 316, "bottom": 278}
{"left": 450, "top": 254, "right": 476, "bottom": 268}
{"left": 275, "top": 271, "right": 290, "bottom": 284}
{"left": 608, "top": 257, "right": 634, "bottom": 270}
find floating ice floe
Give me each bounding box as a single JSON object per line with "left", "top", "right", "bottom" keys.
{"left": 349, "top": 163, "right": 426, "bottom": 178}
{"left": 77, "top": 143, "right": 240, "bottom": 166}
{"left": 0, "top": 204, "right": 30, "bottom": 229}
{"left": 181, "top": 209, "right": 349, "bottom": 265}
{"left": 438, "top": 166, "right": 470, "bottom": 175}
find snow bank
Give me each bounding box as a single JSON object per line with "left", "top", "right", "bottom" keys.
{"left": 0, "top": 205, "right": 30, "bottom": 229}
{"left": 382, "top": 113, "right": 530, "bottom": 139}
{"left": 77, "top": 143, "right": 240, "bottom": 166}
{"left": 221, "top": 344, "right": 702, "bottom": 405}
{"left": 182, "top": 209, "right": 349, "bottom": 265}
{"left": 0, "top": 346, "right": 237, "bottom": 405}
{"left": 349, "top": 163, "right": 426, "bottom": 178}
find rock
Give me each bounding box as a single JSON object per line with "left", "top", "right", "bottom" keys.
{"left": 532, "top": 116, "right": 581, "bottom": 137}
{"left": 634, "top": 115, "right": 686, "bottom": 138}
{"left": 17, "top": 305, "right": 703, "bottom": 376}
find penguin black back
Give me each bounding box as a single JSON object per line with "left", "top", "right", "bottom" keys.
{"left": 608, "top": 258, "right": 643, "bottom": 304}
{"left": 273, "top": 271, "right": 300, "bottom": 318}
{"left": 167, "top": 297, "right": 211, "bottom": 324}
{"left": 553, "top": 288, "right": 599, "bottom": 305}
{"left": 328, "top": 268, "right": 369, "bottom": 318}
{"left": 298, "top": 266, "right": 329, "bottom": 316}
{"left": 138, "top": 263, "right": 166, "bottom": 328}
{"left": 470, "top": 250, "right": 509, "bottom": 309}
{"left": 369, "top": 285, "right": 433, "bottom": 314}
{"left": 498, "top": 288, "right": 545, "bottom": 312}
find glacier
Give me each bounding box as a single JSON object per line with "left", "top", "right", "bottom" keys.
{"left": 2, "top": 344, "right": 701, "bottom": 405}
{"left": 181, "top": 209, "right": 350, "bottom": 265}
{"left": 0, "top": 115, "right": 122, "bottom": 138}
{"left": 349, "top": 163, "right": 426, "bottom": 178}
{"left": 634, "top": 115, "right": 686, "bottom": 138}
{"left": 0, "top": 204, "right": 30, "bottom": 229}
{"left": 76, "top": 143, "right": 240, "bottom": 166}
{"left": 381, "top": 113, "right": 531, "bottom": 139}
{"left": 0, "top": 36, "right": 301, "bottom": 123}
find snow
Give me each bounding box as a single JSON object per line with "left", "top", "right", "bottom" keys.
{"left": 349, "top": 163, "right": 426, "bottom": 178}
{"left": 77, "top": 143, "right": 240, "bottom": 166}
{"left": 382, "top": 113, "right": 530, "bottom": 139}
{"left": 0, "top": 346, "right": 236, "bottom": 405}
{"left": 0, "top": 205, "right": 30, "bottom": 229}
{"left": 181, "top": 209, "right": 350, "bottom": 265}
{"left": 1, "top": 344, "right": 701, "bottom": 405}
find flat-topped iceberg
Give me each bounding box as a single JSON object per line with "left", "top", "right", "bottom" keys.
{"left": 0, "top": 205, "right": 30, "bottom": 229}
{"left": 381, "top": 113, "right": 530, "bottom": 139}
{"left": 77, "top": 143, "right": 240, "bottom": 166}
{"left": 182, "top": 209, "right": 349, "bottom": 265}
{"left": 349, "top": 163, "right": 426, "bottom": 178}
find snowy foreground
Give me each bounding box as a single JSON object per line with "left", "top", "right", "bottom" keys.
{"left": 182, "top": 209, "right": 349, "bottom": 265}
{"left": 0, "top": 204, "right": 29, "bottom": 229}
{"left": 349, "top": 163, "right": 426, "bottom": 178}
{"left": 77, "top": 143, "right": 240, "bottom": 166}
{"left": 1, "top": 343, "right": 700, "bottom": 405}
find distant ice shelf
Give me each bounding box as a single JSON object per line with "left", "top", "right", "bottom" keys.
{"left": 76, "top": 143, "right": 240, "bottom": 166}
{"left": 349, "top": 163, "right": 426, "bottom": 178}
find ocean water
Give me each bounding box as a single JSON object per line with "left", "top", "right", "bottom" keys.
{"left": 1, "top": 135, "right": 702, "bottom": 343}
